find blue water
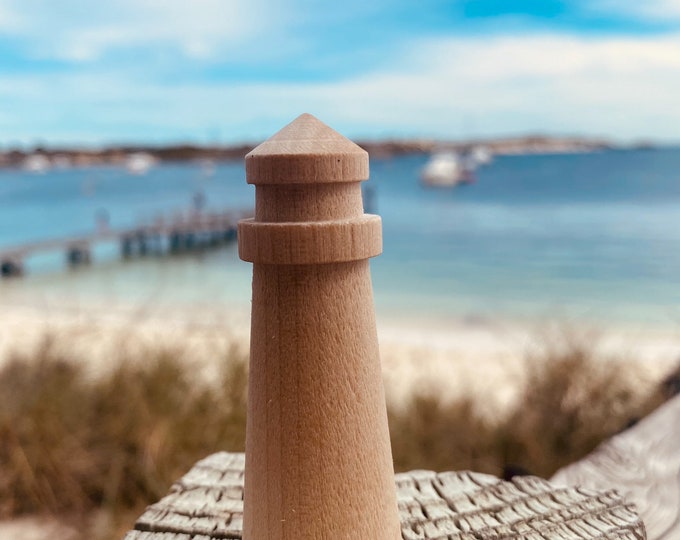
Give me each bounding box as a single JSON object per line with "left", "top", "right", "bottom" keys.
{"left": 2, "top": 149, "right": 680, "bottom": 327}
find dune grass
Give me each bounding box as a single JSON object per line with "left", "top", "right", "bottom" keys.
{"left": 0, "top": 329, "right": 673, "bottom": 539}
{"left": 0, "top": 333, "right": 248, "bottom": 539}
{"left": 389, "top": 334, "right": 668, "bottom": 478}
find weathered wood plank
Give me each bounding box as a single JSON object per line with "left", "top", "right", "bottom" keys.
{"left": 552, "top": 394, "right": 680, "bottom": 540}
{"left": 124, "top": 452, "right": 644, "bottom": 539}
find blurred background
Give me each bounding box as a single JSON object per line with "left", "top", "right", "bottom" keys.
{"left": 2, "top": 0, "right": 680, "bottom": 324}
{"left": 2, "top": 1, "right": 680, "bottom": 539}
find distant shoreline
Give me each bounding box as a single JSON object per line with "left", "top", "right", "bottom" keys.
{"left": 0, "top": 135, "right": 656, "bottom": 170}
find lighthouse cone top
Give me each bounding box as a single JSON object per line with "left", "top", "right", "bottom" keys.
{"left": 245, "top": 113, "right": 369, "bottom": 185}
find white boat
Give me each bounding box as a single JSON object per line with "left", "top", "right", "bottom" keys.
{"left": 125, "top": 152, "right": 157, "bottom": 175}
{"left": 198, "top": 159, "right": 216, "bottom": 178}
{"left": 470, "top": 145, "right": 493, "bottom": 166}
{"left": 420, "top": 151, "right": 471, "bottom": 188}
{"left": 22, "top": 154, "right": 51, "bottom": 173}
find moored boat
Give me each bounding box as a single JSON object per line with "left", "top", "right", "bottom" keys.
{"left": 125, "top": 152, "right": 157, "bottom": 175}
{"left": 420, "top": 151, "right": 473, "bottom": 187}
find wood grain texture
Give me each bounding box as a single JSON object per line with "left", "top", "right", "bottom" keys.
{"left": 552, "top": 395, "right": 680, "bottom": 540}
{"left": 237, "top": 114, "right": 400, "bottom": 538}
{"left": 124, "top": 451, "right": 645, "bottom": 539}
{"left": 244, "top": 113, "right": 368, "bottom": 185}
{"left": 238, "top": 215, "right": 382, "bottom": 264}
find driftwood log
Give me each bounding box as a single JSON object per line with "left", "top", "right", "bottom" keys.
{"left": 124, "top": 451, "right": 644, "bottom": 539}
{"left": 552, "top": 394, "right": 680, "bottom": 540}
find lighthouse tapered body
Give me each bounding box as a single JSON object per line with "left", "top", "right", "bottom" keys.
{"left": 238, "top": 114, "right": 401, "bottom": 539}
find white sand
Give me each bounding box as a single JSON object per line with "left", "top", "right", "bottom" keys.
{"left": 2, "top": 297, "right": 678, "bottom": 417}
{"left": 0, "top": 516, "right": 78, "bottom": 540}
{"left": 378, "top": 316, "right": 680, "bottom": 417}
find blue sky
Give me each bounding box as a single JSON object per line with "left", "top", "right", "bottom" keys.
{"left": 2, "top": 0, "right": 680, "bottom": 145}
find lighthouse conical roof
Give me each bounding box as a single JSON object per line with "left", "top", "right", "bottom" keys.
{"left": 245, "top": 113, "right": 369, "bottom": 184}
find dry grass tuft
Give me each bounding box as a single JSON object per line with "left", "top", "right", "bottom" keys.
{"left": 389, "top": 331, "right": 667, "bottom": 478}
{"left": 499, "top": 335, "right": 658, "bottom": 478}
{"left": 388, "top": 394, "right": 499, "bottom": 475}
{"left": 0, "top": 328, "right": 672, "bottom": 538}
{"left": 0, "top": 333, "right": 247, "bottom": 539}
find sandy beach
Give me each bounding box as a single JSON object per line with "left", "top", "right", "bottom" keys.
{"left": 2, "top": 294, "right": 678, "bottom": 415}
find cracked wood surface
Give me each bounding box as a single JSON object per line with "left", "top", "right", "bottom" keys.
{"left": 124, "top": 452, "right": 644, "bottom": 539}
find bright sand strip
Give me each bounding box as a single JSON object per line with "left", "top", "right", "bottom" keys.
{"left": 0, "top": 516, "right": 78, "bottom": 540}
{"left": 2, "top": 298, "right": 678, "bottom": 418}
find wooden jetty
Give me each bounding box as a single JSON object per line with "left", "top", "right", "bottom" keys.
{"left": 0, "top": 209, "right": 252, "bottom": 278}
{"left": 124, "top": 115, "right": 646, "bottom": 539}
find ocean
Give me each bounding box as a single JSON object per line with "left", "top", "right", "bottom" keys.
{"left": 2, "top": 149, "right": 680, "bottom": 329}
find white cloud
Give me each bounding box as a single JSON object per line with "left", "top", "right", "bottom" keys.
{"left": 587, "top": 0, "right": 680, "bottom": 21}
{"left": 1, "top": 0, "right": 288, "bottom": 61}
{"left": 0, "top": 0, "right": 19, "bottom": 28}
{"left": 304, "top": 33, "right": 680, "bottom": 140}
{"left": 3, "top": 32, "right": 680, "bottom": 143}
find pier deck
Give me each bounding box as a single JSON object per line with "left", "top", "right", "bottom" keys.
{"left": 0, "top": 208, "right": 252, "bottom": 277}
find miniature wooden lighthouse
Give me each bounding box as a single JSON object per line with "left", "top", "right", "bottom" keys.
{"left": 238, "top": 114, "right": 401, "bottom": 538}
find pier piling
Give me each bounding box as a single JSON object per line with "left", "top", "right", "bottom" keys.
{"left": 0, "top": 257, "right": 24, "bottom": 277}
{"left": 66, "top": 243, "right": 91, "bottom": 267}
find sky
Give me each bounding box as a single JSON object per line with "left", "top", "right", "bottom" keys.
{"left": 2, "top": 0, "right": 680, "bottom": 146}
